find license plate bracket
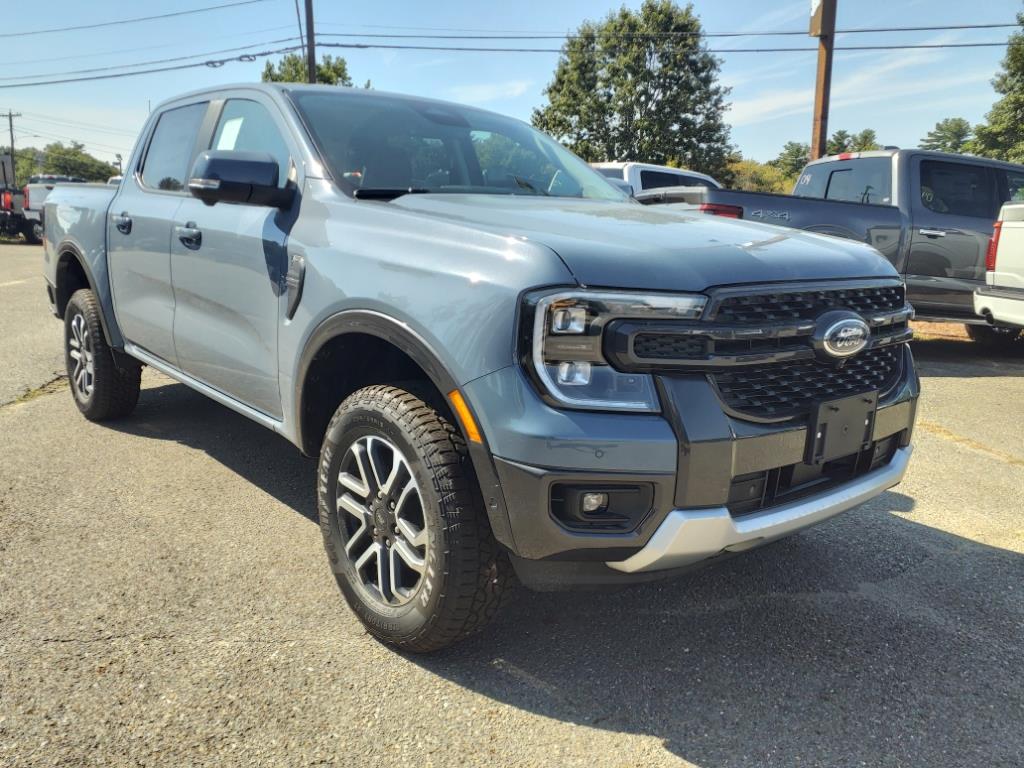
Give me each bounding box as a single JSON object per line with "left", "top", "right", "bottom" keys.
{"left": 805, "top": 390, "right": 878, "bottom": 465}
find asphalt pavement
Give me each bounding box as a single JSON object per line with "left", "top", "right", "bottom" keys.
{"left": 1, "top": 242, "right": 1022, "bottom": 767}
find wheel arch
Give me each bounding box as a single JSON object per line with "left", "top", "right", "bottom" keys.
{"left": 294, "top": 309, "right": 517, "bottom": 551}
{"left": 53, "top": 241, "right": 123, "bottom": 349}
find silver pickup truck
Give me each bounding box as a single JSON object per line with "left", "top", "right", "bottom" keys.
{"left": 43, "top": 83, "right": 919, "bottom": 651}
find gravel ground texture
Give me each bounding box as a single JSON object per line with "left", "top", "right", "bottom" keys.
{"left": 1, "top": 243, "right": 1022, "bottom": 767}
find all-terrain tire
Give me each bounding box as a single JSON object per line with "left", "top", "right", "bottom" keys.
{"left": 965, "top": 323, "right": 1021, "bottom": 350}
{"left": 64, "top": 288, "right": 141, "bottom": 420}
{"left": 22, "top": 219, "right": 43, "bottom": 245}
{"left": 318, "top": 385, "right": 510, "bottom": 652}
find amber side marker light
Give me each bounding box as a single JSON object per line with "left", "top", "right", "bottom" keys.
{"left": 448, "top": 389, "right": 483, "bottom": 444}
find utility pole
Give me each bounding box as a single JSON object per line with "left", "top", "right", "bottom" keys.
{"left": 5, "top": 110, "right": 22, "bottom": 188}
{"left": 809, "top": 0, "right": 837, "bottom": 159}
{"left": 304, "top": 0, "right": 316, "bottom": 84}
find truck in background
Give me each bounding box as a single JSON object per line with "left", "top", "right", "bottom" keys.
{"left": 592, "top": 161, "right": 722, "bottom": 195}
{"left": 637, "top": 149, "right": 1024, "bottom": 347}
{"left": 974, "top": 201, "right": 1024, "bottom": 346}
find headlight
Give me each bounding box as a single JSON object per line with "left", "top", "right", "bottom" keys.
{"left": 523, "top": 289, "right": 707, "bottom": 412}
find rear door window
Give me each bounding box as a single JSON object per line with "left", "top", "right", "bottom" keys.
{"left": 919, "top": 160, "right": 996, "bottom": 218}
{"left": 140, "top": 102, "right": 208, "bottom": 192}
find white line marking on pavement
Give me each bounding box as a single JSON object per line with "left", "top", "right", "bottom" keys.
{"left": 0, "top": 279, "right": 28, "bottom": 288}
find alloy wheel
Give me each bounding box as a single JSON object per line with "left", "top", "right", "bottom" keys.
{"left": 68, "top": 313, "right": 94, "bottom": 400}
{"left": 336, "top": 436, "right": 428, "bottom": 606}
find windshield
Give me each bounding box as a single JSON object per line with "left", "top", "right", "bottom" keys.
{"left": 290, "top": 90, "right": 627, "bottom": 201}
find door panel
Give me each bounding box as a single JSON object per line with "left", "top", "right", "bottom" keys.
{"left": 170, "top": 199, "right": 288, "bottom": 417}
{"left": 907, "top": 157, "right": 997, "bottom": 316}
{"left": 107, "top": 101, "right": 209, "bottom": 365}
{"left": 169, "top": 97, "right": 296, "bottom": 418}
{"left": 107, "top": 187, "right": 184, "bottom": 363}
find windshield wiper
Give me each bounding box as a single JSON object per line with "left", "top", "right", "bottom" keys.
{"left": 353, "top": 187, "right": 431, "bottom": 201}
{"left": 509, "top": 175, "right": 548, "bottom": 196}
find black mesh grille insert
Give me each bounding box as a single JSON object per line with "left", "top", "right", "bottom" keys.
{"left": 711, "top": 346, "right": 902, "bottom": 419}
{"left": 714, "top": 285, "right": 905, "bottom": 324}
{"left": 633, "top": 333, "right": 708, "bottom": 359}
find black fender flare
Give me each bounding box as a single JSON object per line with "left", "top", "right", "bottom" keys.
{"left": 54, "top": 241, "right": 121, "bottom": 348}
{"left": 294, "top": 309, "right": 518, "bottom": 552}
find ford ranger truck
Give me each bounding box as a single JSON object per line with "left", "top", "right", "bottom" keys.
{"left": 637, "top": 149, "right": 1024, "bottom": 347}
{"left": 43, "top": 84, "right": 919, "bottom": 652}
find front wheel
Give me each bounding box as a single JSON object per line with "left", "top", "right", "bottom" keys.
{"left": 965, "top": 323, "right": 1021, "bottom": 349}
{"left": 64, "top": 289, "right": 141, "bottom": 420}
{"left": 318, "top": 385, "right": 509, "bottom": 652}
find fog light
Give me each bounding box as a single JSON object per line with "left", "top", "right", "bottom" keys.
{"left": 581, "top": 492, "right": 608, "bottom": 513}
{"left": 557, "top": 361, "right": 592, "bottom": 385}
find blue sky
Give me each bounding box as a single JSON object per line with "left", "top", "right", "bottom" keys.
{"left": 2, "top": 0, "right": 1019, "bottom": 167}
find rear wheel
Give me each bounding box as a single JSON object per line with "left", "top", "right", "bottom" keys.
{"left": 22, "top": 219, "right": 42, "bottom": 245}
{"left": 965, "top": 323, "right": 1021, "bottom": 349}
{"left": 318, "top": 385, "right": 509, "bottom": 652}
{"left": 64, "top": 289, "right": 141, "bottom": 420}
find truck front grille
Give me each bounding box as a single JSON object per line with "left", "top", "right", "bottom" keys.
{"left": 711, "top": 345, "right": 902, "bottom": 420}
{"left": 712, "top": 285, "right": 905, "bottom": 324}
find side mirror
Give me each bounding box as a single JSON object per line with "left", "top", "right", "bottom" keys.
{"left": 187, "top": 150, "right": 294, "bottom": 209}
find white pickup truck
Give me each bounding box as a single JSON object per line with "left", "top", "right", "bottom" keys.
{"left": 973, "top": 201, "right": 1024, "bottom": 347}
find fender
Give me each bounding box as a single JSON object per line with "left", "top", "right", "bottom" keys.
{"left": 54, "top": 240, "right": 125, "bottom": 349}
{"left": 294, "top": 308, "right": 518, "bottom": 552}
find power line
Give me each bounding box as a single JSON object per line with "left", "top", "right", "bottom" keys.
{"left": 19, "top": 110, "right": 141, "bottom": 135}
{"left": 293, "top": 0, "right": 307, "bottom": 61}
{"left": 317, "top": 39, "right": 1024, "bottom": 55}
{"left": 11, "top": 26, "right": 299, "bottom": 67}
{"left": 0, "top": 43, "right": 304, "bottom": 89}
{"left": 317, "top": 21, "right": 1021, "bottom": 38}
{"left": 1, "top": 0, "right": 273, "bottom": 39}
{"left": 19, "top": 115, "right": 137, "bottom": 138}
{"left": 0, "top": 37, "right": 301, "bottom": 82}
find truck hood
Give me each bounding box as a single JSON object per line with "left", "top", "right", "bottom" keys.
{"left": 390, "top": 195, "right": 898, "bottom": 290}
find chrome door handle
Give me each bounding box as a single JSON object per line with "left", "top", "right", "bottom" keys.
{"left": 175, "top": 222, "right": 202, "bottom": 250}
{"left": 918, "top": 228, "right": 946, "bottom": 237}
{"left": 112, "top": 213, "right": 132, "bottom": 235}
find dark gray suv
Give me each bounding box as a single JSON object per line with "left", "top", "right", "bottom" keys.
{"left": 43, "top": 84, "right": 919, "bottom": 651}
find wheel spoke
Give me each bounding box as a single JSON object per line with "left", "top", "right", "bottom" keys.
{"left": 345, "top": 518, "right": 369, "bottom": 554}
{"left": 366, "top": 437, "right": 392, "bottom": 495}
{"left": 375, "top": 544, "right": 391, "bottom": 602}
{"left": 394, "top": 478, "right": 419, "bottom": 518}
{"left": 393, "top": 538, "right": 425, "bottom": 574}
{"left": 338, "top": 493, "right": 370, "bottom": 522}
{"left": 395, "top": 517, "right": 426, "bottom": 549}
{"left": 353, "top": 540, "right": 380, "bottom": 572}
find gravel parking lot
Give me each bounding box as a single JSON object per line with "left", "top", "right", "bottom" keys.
{"left": 1, "top": 241, "right": 1022, "bottom": 767}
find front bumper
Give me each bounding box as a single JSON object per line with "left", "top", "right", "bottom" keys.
{"left": 608, "top": 446, "right": 911, "bottom": 573}
{"left": 466, "top": 344, "right": 918, "bottom": 586}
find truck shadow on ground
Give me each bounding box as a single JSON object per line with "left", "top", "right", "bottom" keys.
{"left": 115, "top": 380, "right": 1024, "bottom": 768}
{"left": 910, "top": 336, "right": 1024, "bottom": 378}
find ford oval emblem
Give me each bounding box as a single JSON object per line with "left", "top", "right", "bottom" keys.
{"left": 821, "top": 316, "right": 870, "bottom": 358}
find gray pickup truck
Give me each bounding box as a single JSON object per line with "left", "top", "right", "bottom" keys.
{"left": 44, "top": 84, "right": 918, "bottom": 651}
{"left": 638, "top": 149, "right": 1024, "bottom": 347}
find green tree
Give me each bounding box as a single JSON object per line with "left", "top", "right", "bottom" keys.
{"left": 850, "top": 129, "right": 880, "bottom": 152}
{"left": 826, "top": 130, "right": 853, "bottom": 154}
{"left": 770, "top": 141, "right": 810, "bottom": 177}
{"left": 728, "top": 156, "right": 792, "bottom": 193}
{"left": 919, "top": 117, "right": 972, "bottom": 153}
{"left": 968, "top": 13, "right": 1024, "bottom": 161}
{"left": 532, "top": 0, "right": 733, "bottom": 182}
{"left": 39, "top": 142, "right": 117, "bottom": 181}
{"left": 262, "top": 53, "right": 353, "bottom": 86}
